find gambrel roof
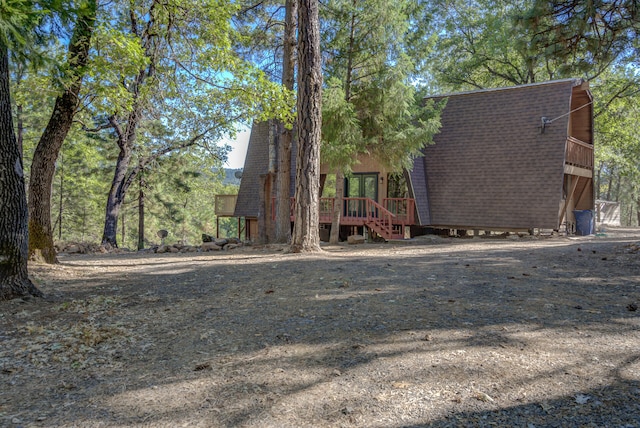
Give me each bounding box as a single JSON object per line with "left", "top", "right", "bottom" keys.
{"left": 409, "top": 78, "right": 593, "bottom": 230}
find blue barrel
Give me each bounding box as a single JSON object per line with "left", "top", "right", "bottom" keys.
{"left": 573, "top": 210, "right": 594, "bottom": 236}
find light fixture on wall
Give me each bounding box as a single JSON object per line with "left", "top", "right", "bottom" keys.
{"left": 380, "top": 175, "right": 384, "bottom": 184}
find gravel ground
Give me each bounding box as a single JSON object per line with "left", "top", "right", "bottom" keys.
{"left": 1, "top": 228, "right": 639, "bottom": 427}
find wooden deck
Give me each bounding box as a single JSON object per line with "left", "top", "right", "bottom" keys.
{"left": 278, "top": 197, "right": 415, "bottom": 240}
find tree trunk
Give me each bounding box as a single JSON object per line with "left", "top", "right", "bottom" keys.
{"left": 102, "top": 1, "right": 156, "bottom": 247}
{"left": 275, "top": 0, "right": 297, "bottom": 243}
{"left": 101, "top": 142, "right": 133, "bottom": 247}
{"left": 121, "top": 210, "right": 126, "bottom": 246}
{"left": 290, "top": 0, "right": 322, "bottom": 253}
{"left": 258, "top": 173, "right": 275, "bottom": 244}
{"left": 0, "top": 43, "right": 43, "bottom": 300}
{"left": 138, "top": 169, "right": 145, "bottom": 250}
{"left": 58, "top": 152, "right": 64, "bottom": 240}
{"left": 329, "top": 169, "right": 344, "bottom": 244}
{"left": 17, "top": 104, "right": 23, "bottom": 159}
{"left": 605, "top": 166, "right": 614, "bottom": 201}
{"left": 614, "top": 175, "right": 621, "bottom": 202}
{"left": 27, "top": 0, "right": 96, "bottom": 263}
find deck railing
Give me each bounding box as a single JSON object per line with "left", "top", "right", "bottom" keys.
{"left": 214, "top": 194, "right": 238, "bottom": 216}
{"left": 275, "top": 197, "right": 415, "bottom": 226}
{"left": 565, "top": 136, "right": 593, "bottom": 170}
{"left": 383, "top": 198, "right": 415, "bottom": 224}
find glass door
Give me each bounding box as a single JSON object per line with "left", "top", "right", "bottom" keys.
{"left": 345, "top": 173, "right": 378, "bottom": 217}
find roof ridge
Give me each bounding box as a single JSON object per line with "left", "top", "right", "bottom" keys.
{"left": 425, "top": 78, "right": 585, "bottom": 100}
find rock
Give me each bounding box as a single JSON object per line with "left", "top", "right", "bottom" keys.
{"left": 156, "top": 245, "right": 169, "bottom": 253}
{"left": 66, "top": 244, "right": 83, "bottom": 254}
{"left": 228, "top": 237, "right": 240, "bottom": 244}
{"left": 214, "top": 238, "right": 229, "bottom": 246}
{"left": 347, "top": 234, "right": 365, "bottom": 245}
{"left": 224, "top": 243, "right": 239, "bottom": 251}
{"left": 202, "top": 233, "right": 214, "bottom": 243}
{"left": 168, "top": 246, "right": 180, "bottom": 253}
{"left": 201, "top": 242, "right": 221, "bottom": 251}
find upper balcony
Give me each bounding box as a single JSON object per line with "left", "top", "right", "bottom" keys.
{"left": 214, "top": 194, "right": 238, "bottom": 217}
{"left": 564, "top": 136, "right": 593, "bottom": 177}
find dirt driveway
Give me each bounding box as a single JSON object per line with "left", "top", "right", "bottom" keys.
{"left": 2, "top": 228, "right": 640, "bottom": 427}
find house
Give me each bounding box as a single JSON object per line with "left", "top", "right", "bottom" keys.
{"left": 228, "top": 78, "right": 594, "bottom": 241}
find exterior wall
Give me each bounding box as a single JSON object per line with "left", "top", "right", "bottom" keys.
{"left": 569, "top": 84, "right": 593, "bottom": 144}
{"left": 320, "top": 153, "right": 393, "bottom": 202}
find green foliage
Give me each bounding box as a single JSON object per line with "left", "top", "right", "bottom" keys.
{"left": 591, "top": 66, "right": 640, "bottom": 220}
{"left": 429, "top": 0, "right": 547, "bottom": 90}
{"left": 354, "top": 61, "right": 444, "bottom": 171}
{"left": 519, "top": 0, "right": 639, "bottom": 76}
{"left": 0, "top": 0, "right": 45, "bottom": 47}
{"left": 321, "top": 78, "right": 360, "bottom": 173}
{"left": 321, "top": 0, "right": 442, "bottom": 175}
{"left": 126, "top": 152, "right": 238, "bottom": 247}
{"left": 8, "top": 0, "right": 639, "bottom": 243}
{"left": 51, "top": 131, "right": 113, "bottom": 242}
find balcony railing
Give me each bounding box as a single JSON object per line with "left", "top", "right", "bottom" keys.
{"left": 214, "top": 194, "right": 238, "bottom": 216}
{"left": 565, "top": 136, "right": 593, "bottom": 170}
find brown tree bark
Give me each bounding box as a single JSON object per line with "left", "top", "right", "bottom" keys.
{"left": 27, "top": 0, "right": 97, "bottom": 263}
{"left": 329, "top": 169, "right": 344, "bottom": 244}
{"left": 0, "top": 43, "right": 43, "bottom": 300}
{"left": 137, "top": 166, "right": 145, "bottom": 250}
{"left": 101, "top": 115, "right": 136, "bottom": 247}
{"left": 290, "top": 0, "right": 322, "bottom": 253}
{"left": 275, "top": 0, "right": 297, "bottom": 243}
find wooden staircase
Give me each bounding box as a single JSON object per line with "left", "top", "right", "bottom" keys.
{"left": 363, "top": 199, "right": 405, "bottom": 241}
{"left": 280, "top": 196, "right": 414, "bottom": 241}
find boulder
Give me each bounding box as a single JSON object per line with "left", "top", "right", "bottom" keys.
{"left": 214, "top": 238, "right": 229, "bottom": 247}
{"left": 347, "top": 234, "right": 365, "bottom": 245}
{"left": 201, "top": 242, "right": 222, "bottom": 252}
{"left": 156, "top": 245, "right": 169, "bottom": 253}
{"left": 224, "top": 243, "right": 240, "bottom": 251}
{"left": 202, "top": 233, "right": 214, "bottom": 243}
{"left": 66, "top": 244, "right": 83, "bottom": 254}
{"left": 168, "top": 246, "right": 180, "bottom": 253}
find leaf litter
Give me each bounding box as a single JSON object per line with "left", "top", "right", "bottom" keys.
{"left": 1, "top": 228, "right": 639, "bottom": 427}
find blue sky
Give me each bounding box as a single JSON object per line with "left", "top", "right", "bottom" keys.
{"left": 224, "top": 126, "right": 251, "bottom": 169}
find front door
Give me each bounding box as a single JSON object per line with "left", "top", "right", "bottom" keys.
{"left": 346, "top": 173, "right": 378, "bottom": 201}
{"left": 345, "top": 173, "right": 378, "bottom": 217}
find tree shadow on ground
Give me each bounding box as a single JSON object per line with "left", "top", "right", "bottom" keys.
{"left": 2, "top": 234, "right": 639, "bottom": 426}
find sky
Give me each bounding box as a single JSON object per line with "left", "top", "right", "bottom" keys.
{"left": 224, "top": 126, "right": 251, "bottom": 169}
